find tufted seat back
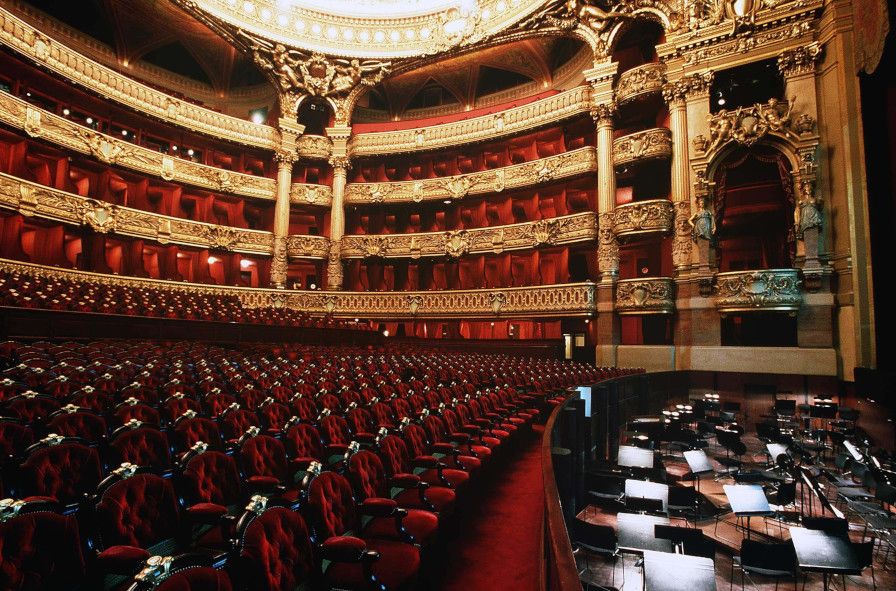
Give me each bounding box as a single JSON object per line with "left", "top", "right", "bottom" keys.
{"left": 239, "top": 435, "right": 287, "bottom": 482}
{"left": 113, "top": 402, "right": 161, "bottom": 427}
{"left": 0, "top": 419, "right": 34, "bottom": 459}
{"left": 289, "top": 397, "right": 318, "bottom": 422}
{"left": 46, "top": 411, "right": 107, "bottom": 443}
{"left": 283, "top": 423, "right": 324, "bottom": 461}
{"left": 0, "top": 501, "right": 86, "bottom": 590}
{"left": 174, "top": 418, "right": 223, "bottom": 451}
{"left": 109, "top": 427, "right": 172, "bottom": 470}
{"left": 378, "top": 435, "right": 412, "bottom": 476}
{"left": 319, "top": 415, "right": 351, "bottom": 446}
{"left": 183, "top": 451, "right": 242, "bottom": 506}
{"left": 401, "top": 424, "right": 430, "bottom": 458}
{"left": 20, "top": 441, "right": 102, "bottom": 504}
{"left": 347, "top": 450, "right": 388, "bottom": 500}
{"left": 220, "top": 409, "right": 257, "bottom": 441}
{"left": 307, "top": 472, "right": 359, "bottom": 539}
{"left": 237, "top": 506, "right": 314, "bottom": 591}
{"left": 95, "top": 473, "right": 180, "bottom": 550}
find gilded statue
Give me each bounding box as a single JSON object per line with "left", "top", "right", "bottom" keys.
{"left": 689, "top": 196, "right": 716, "bottom": 242}
{"left": 707, "top": 109, "right": 733, "bottom": 152}
{"left": 565, "top": 0, "right": 631, "bottom": 33}
{"left": 760, "top": 97, "right": 796, "bottom": 140}
{"left": 795, "top": 181, "right": 822, "bottom": 238}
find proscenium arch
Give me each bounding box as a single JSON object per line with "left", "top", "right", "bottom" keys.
{"left": 704, "top": 133, "right": 804, "bottom": 191}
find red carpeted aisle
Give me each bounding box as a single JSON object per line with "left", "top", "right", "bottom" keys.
{"left": 433, "top": 425, "right": 545, "bottom": 591}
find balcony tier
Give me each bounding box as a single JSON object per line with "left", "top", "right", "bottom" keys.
{"left": 613, "top": 128, "right": 673, "bottom": 168}
{"left": 612, "top": 199, "right": 674, "bottom": 238}
{"left": 615, "top": 63, "right": 667, "bottom": 105}
{"left": 615, "top": 277, "right": 675, "bottom": 314}
{"left": 340, "top": 213, "right": 597, "bottom": 259}
{"left": 714, "top": 269, "right": 802, "bottom": 312}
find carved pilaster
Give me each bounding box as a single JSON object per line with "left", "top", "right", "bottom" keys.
{"left": 672, "top": 201, "right": 693, "bottom": 271}
{"left": 597, "top": 212, "right": 619, "bottom": 281}
{"left": 271, "top": 148, "right": 297, "bottom": 288}
{"left": 326, "top": 239, "right": 343, "bottom": 291}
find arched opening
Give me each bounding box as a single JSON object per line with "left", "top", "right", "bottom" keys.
{"left": 611, "top": 19, "right": 665, "bottom": 75}
{"left": 712, "top": 145, "right": 795, "bottom": 272}
{"left": 297, "top": 97, "right": 333, "bottom": 136}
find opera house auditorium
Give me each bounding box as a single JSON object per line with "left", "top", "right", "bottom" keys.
{"left": 0, "top": 0, "right": 893, "bottom": 589}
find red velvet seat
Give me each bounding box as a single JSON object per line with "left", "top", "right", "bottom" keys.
{"left": 173, "top": 416, "right": 223, "bottom": 452}
{"left": 0, "top": 497, "right": 86, "bottom": 590}
{"left": 283, "top": 422, "right": 327, "bottom": 469}
{"left": 423, "top": 415, "right": 492, "bottom": 462}
{"left": 346, "top": 450, "right": 440, "bottom": 545}
{"left": 401, "top": 423, "right": 480, "bottom": 479}
{"left": 108, "top": 425, "right": 172, "bottom": 470}
{"left": 113, "top": 399, "right": 162, "bottom": 427}
{"left": 219, "top": 407, "right": 258, "bottom": 443}
{"left": 307, "top": 472, "right": 420, "bottom": 590}
{"left": 237, "top": 433, "right": 301, "bottom": 501}
{"left": 46, "top": 407, "right": 108, "bottom": 443}
{"left": 377, "top": 434, "right": 463, "bottom": 504}
{"left": 93, "top": 470, "right": 183, "bottom": 578}
{"left": 233, "top": 501, "right": 315, "bottom": 591}
{"left": 19, "top": 437, "right": 102, "bottom": 507}
{"left": 126, "top": 556, "right": 232, "bottom": 591}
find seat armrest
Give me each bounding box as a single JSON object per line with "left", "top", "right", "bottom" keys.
{"left": 320, "top": 536, "right": 379, "bottom": 563}
{"left": 360, "top": 497, "right": 399, "bottom": 517}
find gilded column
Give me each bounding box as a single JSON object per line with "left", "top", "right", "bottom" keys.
{"left": 327, "top": 155, "right": 350, "bottom": 290}
{"left": 271, "top": 148, "right": 296, "bottom": 288}
{"left": 662, "top": 82, "right": 692, "bottom": 273}
{"left": 593, "top": 102, "right": 619, "bottom": 282}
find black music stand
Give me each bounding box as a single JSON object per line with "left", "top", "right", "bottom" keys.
{"left": 618, "top": 445, "right": 655, "bottom": 469}
{"left": 625, "top": 479, "right": 669, "bottom": 514}
{"left": 684, "top": 449, "right": 714, "bottom": 493}
{"left": 642, "top": 550, "right": 717, "bottom": 591}
{"left": 616, "top": 512, "right": 673, "bottom": 554}
{"left": 723, "top": 484, "right": 773, "bottom": 540}
{"left": 790, "top": 526, "right": 863, "bottom": 591}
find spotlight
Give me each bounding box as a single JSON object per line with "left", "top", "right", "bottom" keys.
{"left": 62, "top": 108, "right": 70, "bottom": 116}
{"left": 207, "top": 256, "right": 219, "bottom": 264}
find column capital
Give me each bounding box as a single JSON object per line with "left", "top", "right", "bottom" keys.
{"left": 328, "top": 155, "right": 352, "bottom": 171}
{"left": 590, "top": 101, "right": 617, "bottom": 125}
{"left": 662, "top": 71, "right": 713, "bottom": 104}
{"left": 778, "top": 42, "right": 822, "bottom": 78}
{"left": 275, "top": 148, "right": 298, "bottom": 165}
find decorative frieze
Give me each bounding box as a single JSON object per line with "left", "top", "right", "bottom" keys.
{"left": 344, "top": 148, "right": 597, "bottom": 205}
{"left": 340, "top": 212, "right": 598, "bottom": 259}
{"left": 285, "top": 235, "right": 330, "bottom": 260}
{"left": 289, "top": 184, "right": 332, "bottom": 207}
{"left": 615, "top": 278, "right": 675, "bottom": 314}
{"left": 714, "top": 269, "right": 802, "bottom": 312}
{"left": 0, "top": 6, "right": 276, "bottom": 149}
{"left": 0, "top": 172, "right": 273, "bottom": 255}
{"left": 661, "top": 72, "right": 714, "bottom": 104}
{"left": 612, "top": 128, "right": 673, "bottom": 167}
{"left": 616, "top": 63, "right": 667, "bottom": 105}
{"left": 778, "top": 42, "right": 822, "bottom": 77}
{"left": 0, "top": 91, "right": 277, "bottom": 201}
{"left": 350, "top": 86, "right": 592, "bottom": 156}
{"left": 297, "top": 135, "right": 333, "bottom": 161}
{"left": 613, "top": 199, "right": 675, "bottom": 238}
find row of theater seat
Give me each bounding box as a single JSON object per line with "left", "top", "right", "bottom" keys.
{"left": 0, "top": 268, "right": 370, "bottom": 329}
{"left": 0, "top": 340, "right": 640, "bottom": 590}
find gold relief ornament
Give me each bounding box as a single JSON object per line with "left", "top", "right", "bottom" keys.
{"left": 597, "top": 212, "right": 619, "bottom": 275}
{"left": 531, "top": 219, "right": 560, "bottom": 246}
{"left": 671, "top": 201, "right": 693, "bottom": 268}
{"left": 160, "top": 157, "right": 176, "bottom": 181}
{"left": 442, "top": 176, "right": 475, "bottom": 200}
{"left": 564, "top": 0, "right": 633, "bottom": 33}
{"left": 706, "top": 98, "right": 797, "bottom": 153}
{"left": 240, "top": 31, "right": 390, "bottom": 100}
{"left": 407, "top": 294, "right": 423, "bottom": 316}
{"left": 24, "top": 107, "right": 42, "bottom": 138}
{"left": 590, "top": 101, "right": 617, "bottom": 124}
{"left": 200, "top": 225, "right": 240, "bottom": 250}
{"left": 78, "top": 199, "right": 118, "bottom": 234}
{"left": 76, "top": 129, "right": 132, "bottom": 165}
{"left": 489, "top": 292, "right": 507, "bottom": 315}
{"left": 795, "top": 180, "right": 822, "bottom": 239}
{"left": 493, "top": 169, "right": 506, "bottom": 193}
{"left": 445, "top": 230, "right": 470, "bottom": 258}
{"left": 412, "top": 182, "right": 424, "bottom": 203}
{"left": 616, "top": 278, "right": 674, "bottom": 312}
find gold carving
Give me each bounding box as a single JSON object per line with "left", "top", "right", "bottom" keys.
{"left": 344, "top": 148, "right": 596, "bottom": 205}
{"left": 445, "top": 230, "right": 471, "bottom": 258}
{"left": 714, "top": 269, "right": 802, "bottom": 312}
{"left": 662, "top": 72, "right": 714, "bottom": 104}
{"left": 286, "top": 235, "right": 330, "bottom": 259}
{"left": 613, "top": 128, "right": 673, "bottom": 167}
{"left": 78, "top": 200, "right": 119, "bottom": 234}
{"left": 591, "top": 101, "right": 617, "bottom": 124}
{"left": 290, "top": 184, "right": 332, "bottom": 207}
{"left": 613, "top": 199, "right": 675, "bottom": 237}
{"left": 297, "top": 135, "right": 333, "bottom": 160}
{"left": 671, "top": 201, "right": 693, "bottom": 270}
{"left": 706, "top": 98, "right": 800, "bottom": 153}
{"left": 778, "top": 43, "right": 822, "bottom": 77}
{"left": 598, "top": 212, "right": 619, "bottom": 278}
{"left": 24, "top": 107, "right": 42, "bottom": 137}
{"left": 616, "top": 63, "right": 666, "bottom": 105}
{"left": 615, "top": 278, "right": 675, "bottom": 314}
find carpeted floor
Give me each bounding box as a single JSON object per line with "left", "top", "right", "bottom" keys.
{"left": 432, "top": 425, "right": 545, "bottom": 591}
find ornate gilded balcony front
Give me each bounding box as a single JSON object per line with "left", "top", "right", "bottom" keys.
{"left": 340, "top": 212, "right": 598, "bottom": 259}
{"left": 612, "top": 199, "right": 674, "bottom": 238}
{"left": 615, "top": 278, "right": 675, "bottom": 314}
{"left": 616, "top": 63, "right": 667, "bottom": 105}
{"left": 297, "top": 135, "right": 332, "bottom": 160}
{"left": 714, "top": 269, "right": 802, "bottom": 312}
{"left": 613, "top": 128, "right": 673, "bottom": 168}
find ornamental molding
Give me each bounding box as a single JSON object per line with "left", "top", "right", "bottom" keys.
{"left": 0, "top": 6, "right": 277, "bottom": 149}
{"left": 613, "top": 128, "right": 673, "bottom": 167}
{"left": 704, "top": 98, "right": 813, "bottom": 155}
{"left": 613, "top": 199, "right": 675, "bottom": 238}
{"left": 344, "top": 148, "right": 596, "bottom": 204}
{"left": 616, "top": 63, "right": 667, "bottom": 105}
{"left": 714, "top": 268, "right": 803, "bottom": 312}
{"left": 597, "top": 212, "right": 619, "bottom": 277}
{"left": 615, "top": 277, "right": 675, "bottom": 314}
{"left": 340, "top": 212, "right": 597, "bottom": 259}
{"left": 297, "top": 135, "right": 333, "bottom": 160}
{"left": 285, "top": 235, "right": 331, "bottom": 259}
{"left": 0, "top": 172, "right": 273, "bottom": 255}
{"left": 671, "top": 200, "right": 693, "bottom": 269}
{"left": 0, "top": 257, "right": 596, "bottom": 319}
{"left": 0, "top": 91, "right": 276, "bottom": 201}
{"left": 777, "top": 42, "right": 822, "bottom": 77}
{"left": 350, "top": 86, "right": 592, "bottom": 156}
{"left": 289, "top": 184, "right": 332, "bottom": 207}
{"left": 661, "top": 72, "right": 714, "bottom": 104}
